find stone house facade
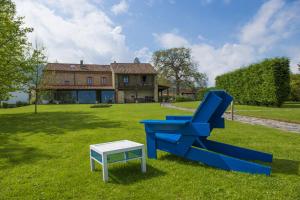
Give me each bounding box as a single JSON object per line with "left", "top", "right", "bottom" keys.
{"left": 41, "top": 61, "right": 158, "bottom": 104}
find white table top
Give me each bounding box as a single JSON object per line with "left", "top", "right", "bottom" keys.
{"left": 90, "top": 140, "right": 144, "bottom": 154}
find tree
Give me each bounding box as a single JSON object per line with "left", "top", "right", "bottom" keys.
{"left": 28, "top": 42, "right": 47, "bottom": 114}
{"left": 298, "top": 63, "right": 300, "bottom": 72}
{"left": 0, "top": 0, "right": 34, "bottom": 100}
{"left": 133, "top": 57, "right": 140, "bottom": 63}
{"left": 152, "top": 47, "right": 207, "bottom": 95}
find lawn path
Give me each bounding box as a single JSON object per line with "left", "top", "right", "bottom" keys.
{"left": 162, "top": 103, "right": 300, "bottom": 134}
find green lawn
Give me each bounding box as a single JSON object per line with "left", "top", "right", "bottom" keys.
{"left": 0, "top": 104, "right": 300, "bottom": 199}
{"left": 173, "top": 101, "right": 300, "bottom": 124}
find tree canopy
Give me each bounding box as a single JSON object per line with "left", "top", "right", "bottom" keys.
{"left": 0, "top": 0, "right": 41, "bottom": 100}
{"left": 152, "top": 47, "right": 207, "bottom": 95}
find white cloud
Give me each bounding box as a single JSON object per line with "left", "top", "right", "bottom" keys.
{"left": 14, "top": 0, "right": 131, "bottom": 64}
{"left": 240, "top": 0, "right": 300, "bottom": 52}
{"left": 197, "top": 34, "right": 206, "bottom": 41}
{"left": 154, "top": 0, "right": 300, "bottom": 86}
{"left": 191, "top": 43, "right": 255, "bottom": 85}
{"left": 111, "top": 0, "right": 129, "bottom": 15}
{"left": 134, "top": 47, "right": 152, "bottom": 63}
{"left": 286, "top": 47, "right": 300, "bottom": 73}
{"left": 153, "top": 33, "right": 189, "bottom": 48}
{"left": 154, "top": 32, "right": 256, "bottom": 85}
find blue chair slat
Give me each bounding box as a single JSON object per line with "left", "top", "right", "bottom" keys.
{"left": 140, "top": 90, "right": 273, "bottom": 175}
{"left": 192, "top": 92, "right": 223, "bottom": 123}
{"left": 166, "top": 116, "right": 193, "bottom": 120}
{"left": 140, "top": 120, "right": 190, "bottom": 125}
{"left": 209, "top": 91, "right": 233, "bottom": 128}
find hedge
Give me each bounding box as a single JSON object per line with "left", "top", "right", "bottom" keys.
{"left": 289, "top": 74, "right": 300, "bottom": 101}
{"left": 215, "top": 57, "right": 290, "bottom": 107}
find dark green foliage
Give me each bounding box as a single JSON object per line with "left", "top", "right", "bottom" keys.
{"left": 1, "top": 102, "right": 16, "bottom": 108}
{"left": 90, "top": 104, "right": 112, "bottom": 108}
{"left": 289, "top": 74, "right": 300, "bottom": 101}
{"left": 16, "top": 101, "right": 29, "bottom": 107}
{"left": 216, "top": 58, "right": 290, "bottom": 107}
{"left": 196, "top": 87, "right": 218, "bottom": 100}
{"left": 175, "top": 96, "right": 194, "bottom": 102}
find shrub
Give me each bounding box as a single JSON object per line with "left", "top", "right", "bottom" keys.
{"left": 216, "top": 57, "right": 290, "bottom": 107}
{"left": 90, "top": 104, "right": 112, "bottom": 108}
{"left": 196, "top": 87, "right": 218, "bottom": 100}
{"left": 2, "top": 103, "right": 16, "bottom": 108}
{"left": 289, "top": 74, "right": 300, "bottom": 101}
{"left": 16, "top": 101, "right": 29, "bottom": 107}
{"left": 175, "top": 96, "right": 194, "bottom": 102}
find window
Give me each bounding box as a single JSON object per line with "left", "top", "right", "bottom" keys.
{"left": 123, "top": 75, "right": 129, "bottom": 84}
{"left": 64, "top": 80, "right": 70, "bottom": 85}
{"left": 142, "top": 75, "right": 147, "bottom": 83}
{"left": 87, "top": 77, "right": 93, "bottom": 85}
{"left": 101, "top": 77, "right": 107, "bottom": 85}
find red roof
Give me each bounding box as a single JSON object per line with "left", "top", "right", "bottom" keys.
{"left": 111, "top": 63, "right": 157, "bottom": 74}
{"left": 45, "top": 63, "right": 111, "bottom": 72}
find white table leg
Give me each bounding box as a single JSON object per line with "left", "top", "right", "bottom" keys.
{"left": 141, "top": 147, "right": 146, "bottom": 173}
{"left": 102, "top": 153, "right": 108, "bottom": 182}
{"left": 90, "top": 158, "right": 95, "bottom": 171}
{"left": 124, "top": 152, "right": 128, "bottom": 163}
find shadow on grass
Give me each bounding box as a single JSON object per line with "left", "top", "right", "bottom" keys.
{"left": 161, "top": 154, "right": 299, "bottom": 176}
{"left": 282, "top": 102, "right": 300, "bottom": 108}
{"left": 95, "top": 163, "right": 166, "bottom": 184}
{"left": 272, "top": 158, "right": 299, "bottom": 175}
{"left": 0, "top": 144, "right": 53, "bottom": 170}
{"left": 0, "top": 111, "right": 123, "bottom": 168}
{"left": 0, "top": 111, "right": 123, "bottom": 135}
{"left": 160, "top": 154, "right": 202, "bottom": 167}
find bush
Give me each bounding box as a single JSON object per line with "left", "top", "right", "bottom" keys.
{"left": 289, "top": 74, "right": 300, "bottom": 101}
{"left": 90, "top": 104, "right": 112, "bottom": 108}
{"left": 196, "top": 87, "right": 218, "bottom": 100}
{"left": 2, "top": 102, "right": 16, "bottom": 108}
{"left": 216, "top": 57, "right": 290, "bottom": 107}
{"left": 175, "top": 96, "right": 194, "bottom": 102}
{"left": 16, "top": 101, "right": 29, "bottom": 107}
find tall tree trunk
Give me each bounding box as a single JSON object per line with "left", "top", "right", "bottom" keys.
{"left": 175, "top": 80, "right": 180, "bottom": 96}
{"left": 35, "top": 90, "right": 38, "bottom": 114}
{"left": 34, "top": 65, "right": 39, "bottom": 114}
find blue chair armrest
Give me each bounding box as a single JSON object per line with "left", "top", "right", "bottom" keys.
{"left": 140, "top": 120, "right": 190, "bottom": 125}
{"left": 166, "top": 116, "right": 193, "bottom": 120}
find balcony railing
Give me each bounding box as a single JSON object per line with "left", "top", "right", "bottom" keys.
{"left": 117, "top": 82, "right": 154, "bottom": 89}
{"left": 42, "top": 83, "right": 113, "bottom": 89}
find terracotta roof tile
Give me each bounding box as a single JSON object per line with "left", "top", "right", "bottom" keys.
{"left": 45, "top": 63, "right": 111, "bottom": 72}
{"left": 111, "top": 63, "right": 157, "bottom": 74}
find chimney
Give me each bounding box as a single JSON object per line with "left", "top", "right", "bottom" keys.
{"left": 113, "top": 61, "right": 116, "bottom": 63}
{"left": 80, "top": 60, "right": 83, "bottom": 66}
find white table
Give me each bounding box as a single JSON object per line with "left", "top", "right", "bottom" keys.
{"left": 90, "top": 140, "right": 146, "bottom": 182}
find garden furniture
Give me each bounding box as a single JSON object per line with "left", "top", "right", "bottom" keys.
{"left": 90, "top": 140, "right": 146, "bottom": 182}
{"left": 140, "top": 90, "right": 273, "bottom": 175}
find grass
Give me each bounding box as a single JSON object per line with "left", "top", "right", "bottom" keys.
{"left": 173, "top": 101, "right": 300, "bottom": 124}
{"left": 0, "top": 104, "right": 300, "bottom": 199}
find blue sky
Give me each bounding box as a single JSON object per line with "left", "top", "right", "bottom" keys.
{"left": 14, "top": 0, "right": 300, "bottom": 85}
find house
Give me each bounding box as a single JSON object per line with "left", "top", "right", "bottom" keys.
{"left": 111, "top": 62, "right": 158, "bottom": 103}
{"left": 41, "top": 60, "right": 158, "bottom": 104}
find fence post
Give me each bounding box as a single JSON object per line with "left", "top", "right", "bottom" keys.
{"left": 231, "top": 100, "right": 234, "bottom": 120}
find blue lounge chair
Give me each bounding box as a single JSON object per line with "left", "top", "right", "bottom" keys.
{"left": 140, "top": 90, "right": 273, "bottom": 175}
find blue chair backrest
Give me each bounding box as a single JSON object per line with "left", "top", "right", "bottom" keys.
{"left": 192, "top": 91, "right": 233, "bottom": 124}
